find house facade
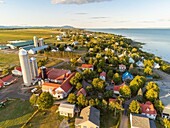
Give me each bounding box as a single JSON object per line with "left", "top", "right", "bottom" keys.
{"left": 162, "top": 107, "right": 170, "bottom": 119}
{"left": 140, "top": 101, "right": 157, "bottom": 120}
{"left": 58, "top": 103, "right": 75, "bottom": 117}
{"left": 99, "top": 72, "right": 106, "bottom": 81}
{"left": 81, "top": 64, "right": 94, "bottom": 71}
{"left": 75, "top": 106, "right": 100, "bottom": 128}
{"left": 119, "top": 64, "right": 126, "bottom": 72}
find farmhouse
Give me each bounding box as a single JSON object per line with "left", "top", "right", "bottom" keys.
{"left": 81, "top": 64, "right": 94, "bottom": 71}
{"left": 58, "top": 103, "right": 76, "bottom": 117}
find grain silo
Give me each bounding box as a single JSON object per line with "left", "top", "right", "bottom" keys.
{"left": 19, "top": 48, "right": 32, "bottom": 86}
{"left": 39, "top": 38, "right": 44, "bottom": 46}
{"left": 30, "top": 57, "right": 38, "bottom": 78}
{"left": 40, "top": 66, "right": 47, "bottom": 80}
{"left": 33, "top": 36, "right": 38, "bottom": 47}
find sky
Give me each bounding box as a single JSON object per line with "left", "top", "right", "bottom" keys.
{"left": 0, "top": 0, "right": 170, "bottom": 28}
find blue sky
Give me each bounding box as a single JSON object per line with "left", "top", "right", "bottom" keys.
{"left": 0, "top": 0, "right": 170, "bottom": 28}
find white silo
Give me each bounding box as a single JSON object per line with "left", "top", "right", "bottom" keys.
{"left": 39, "top": 38, "right": 44, "bottom": 46}
{"left": 29, "top": 59, "right": 34, "bottom": 80}
{"left": 19, "top": 48, "right": 32, "bottom": 86}
{"left": 30, "top": 57, "right": 38, "bottom": 78}
{"left": 33, "top": 36, "right": 38, "bottom": 47}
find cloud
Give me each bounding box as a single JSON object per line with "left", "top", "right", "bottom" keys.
{"left": 51, "top": 0, "right": 112, "bottom": 5}
{"left": 90, "top": 16, "right": 109, "bottom": 19}
{"left": 75, "top": 12, "right": 88, "bottom": 15}
{"left": 0, "top": 0, "right": 4, "bottom": 4}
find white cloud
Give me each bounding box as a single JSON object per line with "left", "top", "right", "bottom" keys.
{"left": 0, "top": 0, "right": 4, "bottom": 4}
{"left": 51, "top": 0, "right": 112, "bottom": 5}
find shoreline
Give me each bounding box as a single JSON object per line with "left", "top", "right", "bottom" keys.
{"left": 88, "top": 29, "right": 170, "bottom": 64}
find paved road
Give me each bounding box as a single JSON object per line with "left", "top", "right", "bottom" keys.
{"left": 0, "top": 77, "right": 31, "bottom": 101}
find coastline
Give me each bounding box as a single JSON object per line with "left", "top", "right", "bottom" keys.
{"left": 87, "top": 29, "right": 170, "bottom": 64}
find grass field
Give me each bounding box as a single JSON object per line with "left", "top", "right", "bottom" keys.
{"left": 100, "top": 111, "right": 119, "bottom": 128}
{"left": 0, "top": 99, "right": 35, "bottom": 128}
{"left": 0, "top": 28, "right": 61, "bottom": 44}
{"left": 25, "top": 105, "right": 64, "bottom": 128}
{"left": 0, "top": 52, "right": 19, "bottom": 65}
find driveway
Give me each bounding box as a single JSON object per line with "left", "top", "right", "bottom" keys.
{"left": 0, "top": 77, "right": 31, "bottom": 101}
{"left": 59, "top": 119, "right": 70, "bottom": 128}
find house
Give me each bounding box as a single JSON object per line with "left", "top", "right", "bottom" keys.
{"left": 154, "top": 63, "right": 160, "bottom": 69}
{"left": 12, "top": 67, "right": 22, "bottom": 76}
{"left": 72, "top": 41, "right": 78, "bottom": 45}
{"left": 58, "top": 102, "right": 76, "bottom": 117}
{"left": 100, "top": 72, "right": 106, "bottom": 81}
{"left": 56, "top": 35, "right": 62, "bottom": 41}
{"left": 122, "top": 72, "right": 133, "bottom": 81}
{"left": 77, "top": 88, "right": 87, "bottom": 97}
{"left": 114, "top": 84, "right": 124, "bottom": 95}
{"left": 0, "top": 45, "right": 9, "bottom": 50}
{"left": 136, "top": 60, "right": 144, "bottom": 68}
{"left": 28, "top": 45, "right": 48, "bottom": 54}
{"left": 65, "top": 46, "right": 73, "bottom": 52}
{"left": 119, "top": 64, "right": 126, "bottom": 72}
{"left": 75, "top": 106, "right": 100, "bottom": 128}
{"left": 140, "top": 101, "right": 157, "bottom": 120}
{"left": 0, "top": 75, "right": 17, "bottom": 86}
{"left": 129, "top": 57, "right": 135, "bottom": 64}
{"left": 42, "top": 72, "right": 75, "bottom": 99}
{"left": 81, "top": 64, "right": 94, "bottom": 71}
{"left": 46, "top": 68, "right": 71, "bottom": 83}
{"left": 109, "top": 98, "right": 117, "bottom": 103}
{"left": 162, "top": 107, "right": 170, "bottom": 119}
{"left": 130, "top": 114, "right": 151, "bottom": 128}
{"left": 7, "top": 40, "right": 34, "bottom": 49}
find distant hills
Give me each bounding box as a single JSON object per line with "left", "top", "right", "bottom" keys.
{"left": 0, "top": 25, "right": 75, "bottom": 29}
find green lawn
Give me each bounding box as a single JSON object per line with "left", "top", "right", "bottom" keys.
{"left": 25, "top": 105, "right": 64, "bottom": 128}
{"left": 0, "top": 99, "right": 35, "bottom": 128}
{"left": 0, "top": 52, "right": 19, "bottom": 66}
{"left": 100, "top": 111, "right": 119, "bottom": 128}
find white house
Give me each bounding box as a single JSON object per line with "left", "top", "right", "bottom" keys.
{"left": 28, "top": 45, "right": 48, "bottom": 54}
{"left": 100, "top": 72, "right": 106, "bottom": 81}
{"left": 119, "top": 64, "right": 126, "bottom": 72}
{"left": 58, "top": 103, "right": 76, "bottom": 117}
{"left": 129, "top": 57, "right": 135, "bottom": 64}
{"left": 154, "top": 62, "right": 160, "bottom": 69}
{"left": 136, "top": 60, "right": 144, "bottom": 68}
{"left": 65, "top": 46, "right": 73, "bottom": 52}
{"left": 81, "top": 64, "right": 94, "bottom": 71}
{"left": 72, "top": 41, "right": 78, "bottom": 45}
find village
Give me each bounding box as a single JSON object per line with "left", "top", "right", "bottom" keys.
{"left": 0, "top": 28, "right": 170, "bottom": 128}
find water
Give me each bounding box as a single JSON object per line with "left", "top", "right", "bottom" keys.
{"left": 88, "top": 29, "right": 170, "bottom": 62}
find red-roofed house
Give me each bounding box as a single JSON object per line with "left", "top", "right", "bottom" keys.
{"left": 12, "top": 67, "right": 22, "bottom": 76}
{"left": 0, "top": 79, "right": 4, "bottom": 88}
{"left": 119, "top": 64, "right": 126, "bottom": 72}
{"left": 42, "top": 72, "right": 75, "bottom": 99}
{"left": 0, "top": 75, "right": 17, "bottom": 86}
{"left": 46, "top": 68, "right": 71, "bottom": 83}
{"left": 113, "top": 82, "right": 125, "bottom": 95}
{"left": 77, "top": 88, "right": 87, "bottom": 97}
{"left": 140, "top": 101, "right": 157, "bottom": 120}
{"left": 100, "top": 72, "right": 106, "bottom": 81}
{"left": 81, "top": 64, "right": 94, "bottom": 71}
{"left": 109, "top": 98, "right": 117, "bottom": 103}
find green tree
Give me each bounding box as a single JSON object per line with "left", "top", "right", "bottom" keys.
{"left": 92, "top": 78, "right": 105, "bottom": 92}
{"left": 129, "top": 100, "right": 140, "bottom": 114}
{"left": 154, "top": 100, "right": 164, "bottom": 114}
{"left": 144, "top": 66, "right": 153, "bottom": 75}
{"left": 37, "top": 92, "right": 54, "bottom": 110}
{"left": 70, "top": 77, "right": 79, "bottom": 87}
{"left": 2, "top": 69, "right": 9, "bottom": 75}
{"left": 77, "top": 94, "right": 86, "bottom": 107}
{"left": 112, "top": 73, "right": 121, "bottom": 85}
{"left": 119, "top": 85, "right": 131, "bottom": 98}
{"left": 75, "top": 72, "right": 83, "bottom": 81}
{"left": 161, "top": 118, "right": 170, "bottom": 128}
{"left": 29, "top": 94, "right": 38, "bottom": 106}
{"left": 146, "top": 82, "right": 160, "bottom": 93}
{"left": 109, "top": 101, "right": 124, "bottom": 116}
{"left": 107, "top": 70, "right": 113, "bottom": 80}
{"left": 67, "top": 93, "right": 77, "bottom": 104}
{"left": 76, "top": 82, "right": 82, "bottom": 90}
{"left": 89, "top": 99, "right": 95, "bottom": 106}
{"left": 145, "top": 89, "right": 158, "bottom": 102}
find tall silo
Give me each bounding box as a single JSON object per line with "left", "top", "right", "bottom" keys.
{"left": 40, "top": 66, "right": 47, "bottom": 80}
{"left": 30, "top": 57, "right": 38, "bottom": 78}
{"left": 33, "top": 36, "right": 38, "bottom": 47}
{"left": 29, "top": 59, "right": 34, "bottom": 79}
{"left": 39, "top": 38, "right": 44, "bottom": 46}
{"left": 19, "top": 48, "right": 32, "bottom": 86}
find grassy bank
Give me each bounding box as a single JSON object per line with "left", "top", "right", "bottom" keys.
{"left": 0, "top": 99, "right": 35, "bottom": 128}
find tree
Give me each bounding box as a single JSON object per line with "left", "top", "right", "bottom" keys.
{"left": 145, "top": 89, "right": 158, "bottom": 102}
{"left": 104, "top": 90, "right": 113, "bottom": 99}
{"left": 92, "top": 78, "right": 105, "bottom": 92}
{"left": 76, "top": 82, "right": 82, "bottom": 90}
{"left": 146, "top": 82, "right": 160, "bottom": 93}
{"left": 161, "top": 118, "right": 170, "bottom": 128}
{"left": 119, "top": 85, "right": 131, "bottom": 98}
{"left": 29, "top": 94, "right": 38, "bottom": 106}
{"left": 89, "top": 99, "right": 95, "bottom": 106}
{"left": 144, "top": 66, "right": 153, "bottom": 75}
{"left": 109, "top": 101, "right": 124, "bottom": 116}
{"left": 129, "top": 100, "right": 140, "bottom": 114}
{"left": 59, "top": 45, "right": 64, "bottom": 51}
{"left": 37, "top": 92, "right": 53, "bottom": 110}
{"left": 112, "top": 73, "right": 121, "bottom": 85}
{"left": 107, "top": 70, "right": 113, "bottom": 80}
{"left": 101, "top": 99, "right": 108, "bottom": 110}
{"left": 67, "top": 93, "right": 77, "bottom": 104}
{"left": 75, "top": 72, "right": 83, "bottom": 81}
{"left": 2, "top": 69, "right": 8, "bottom": 75}
{"left": 70, "top": 77, "right": 79, "bottom": 87}
{"left": 154, "top": 100, "right": 164, "bottom": 114}
{"left": 77, "top": 94, "right": 86, "bottom": 107}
